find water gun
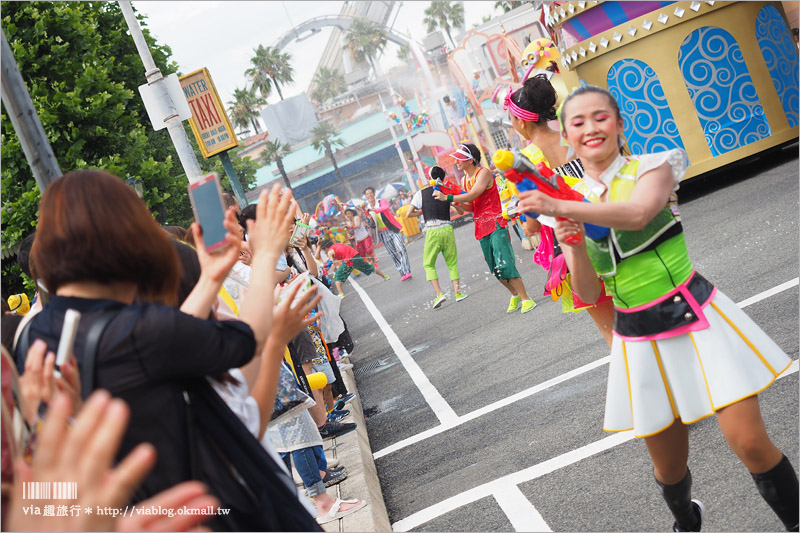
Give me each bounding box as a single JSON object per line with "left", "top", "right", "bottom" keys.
{"left": 492, "top": 149, "right": 609, "bottom": 244}
{"left": 497, "top": 175, "right": 524, "bottom": 221}
{"left": 429, "top": 166, "right": 464, "bottom": 200}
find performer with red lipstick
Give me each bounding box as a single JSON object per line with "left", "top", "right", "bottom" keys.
{"left": 518, "top": 85, "right": 797, "bottom": 532}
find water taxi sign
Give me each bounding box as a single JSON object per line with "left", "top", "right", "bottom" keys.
{"left": 179, "top": 68, "right": 238, "bottom": 158}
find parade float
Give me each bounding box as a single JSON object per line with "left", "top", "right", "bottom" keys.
{"left": 545, "top": 0, "right": 798, "bottom": 179}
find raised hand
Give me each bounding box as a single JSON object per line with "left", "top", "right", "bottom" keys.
{"left": 116, "top": 481, "right": 219, "bottom": 532}
{"left": 271, "top": 283, "right": 322, "bottom": 346}
{"left": 19, "top": 340, "right": 82, "bottom": 425}
{"left": 8, "top": 391, "right": 156, "bottom": 531}
{"left": 246, "top": 184, "right": 298, "bottom": 262}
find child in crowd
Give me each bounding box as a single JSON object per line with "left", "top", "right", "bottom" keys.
{"left": 320, "top": 240, "right": 389, "bottom": 297}
{"left": 343, "top": 207, "right": 376, "bottom": 265}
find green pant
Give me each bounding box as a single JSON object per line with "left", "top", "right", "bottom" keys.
{"left": 333, "top": 254, "right": 374, "bottom": 282}
{"left": 479, "top": 223, "right": 521, "bottom": 281}
{"left": 423, "top": 225, "right": 459, "bottom": 281}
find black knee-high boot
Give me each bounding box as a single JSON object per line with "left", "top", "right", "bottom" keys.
{"left": 751, "top": 455, "right": 799, "bottom": 531}
{"left": 655, "top": 468, "right": 702, "bottom": 532}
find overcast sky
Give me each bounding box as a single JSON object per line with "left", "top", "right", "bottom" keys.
{"left": 133, "top": 1, "right": 497, "bottom": 110}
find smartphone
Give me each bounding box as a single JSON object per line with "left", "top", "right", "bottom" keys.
{"left": 290, "top": 222, "right": 310, "bottom": 247}
{"left": 188, "top": 173, "right": 229, "bottom": 253}
{"left": 278, "top": 271, "right": 313, "bottom": 308}
{"left": 54, "top": 309, "right": 80, "bottom": 377}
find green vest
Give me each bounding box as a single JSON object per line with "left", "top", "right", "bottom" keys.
{"left": 583, "top": 158, "right": 692, "bottom": 309}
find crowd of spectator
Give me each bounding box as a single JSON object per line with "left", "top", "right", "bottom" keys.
{"left": 1, "top": 169, "right": 372, "bottom": 530}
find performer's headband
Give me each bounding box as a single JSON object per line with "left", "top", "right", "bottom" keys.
{"left": 451, "top": 144, "right": 474, "bottom": 162}
{"left": 504, "top": 86, "right": 540, "bottom": 122}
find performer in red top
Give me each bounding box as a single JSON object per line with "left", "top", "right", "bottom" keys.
{"left": 434, "top": 143, "right": 536, "bottom": 314}
{"left": 320, "top": 241, "right": 389, "bottom": 297}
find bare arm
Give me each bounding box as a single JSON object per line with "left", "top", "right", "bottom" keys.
{"left": 180, "top": 208, "right": 242, "bottom": 319}
{"left": 434, "top": 168, "right": 493, "bottom": 204}
{"left": 554, "top": 219, "right": 602, "bottom": 304}
{"left": 296, "top": 240, "right": 319, "bottom": 278}
{"left": 406, "top": 205, "right": 422, "bottom": 218}
{"left": 249, "top": 282, "right": 321, "bottom": 438}
{"left": 517, "top": 162, "right": 676, "bottom": 231}
{"left": 238, "top": 185, "right": 297, "bottom": 356}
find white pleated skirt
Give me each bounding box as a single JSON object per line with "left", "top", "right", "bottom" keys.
{"left": 603, "top": 289, "right": 793, "bottom": 438}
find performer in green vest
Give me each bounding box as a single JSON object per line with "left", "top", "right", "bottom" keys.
{"left": 518, "top": 85, "right": 797, "bottom": 532}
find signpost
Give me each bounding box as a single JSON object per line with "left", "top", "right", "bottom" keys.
{"left": 179, "top": 68, "right": 247, "bottom": 207}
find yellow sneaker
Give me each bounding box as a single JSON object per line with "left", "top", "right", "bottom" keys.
{"left": 507, "top": 295, "right": 521, "bottom": 313}
{"left": 521, "top": 299, "right": 537, "bottom": 314}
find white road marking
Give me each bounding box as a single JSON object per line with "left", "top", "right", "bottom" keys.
{"left": 738, "top": 278, "right": 799, "bottom": 308}
{"left": 372, "top": 279, "right": 800, "bottom": 459}
{"left": 374, "top": 356, "right": 611, "bottom": 459}
{"left": 391, "top": 361, "right": 799, "bottom": 531}
{"left": 391, "top": 431, "right": 634, "bottom": 531}
{"left": 350, "top": 279, "right": 458, "bottom": 425}
{"left": 494, "top": 485, "right": 552, "bottom": 532}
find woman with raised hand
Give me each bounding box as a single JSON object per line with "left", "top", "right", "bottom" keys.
{"left": 15, "top": 171, "right": 297, "bottom": 511}
{"left": 518, "top": 86, "right": 797, "bottom": 531}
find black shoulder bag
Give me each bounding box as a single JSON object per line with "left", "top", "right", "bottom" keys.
{"left": 182, "top": 378, "right": 322, "bottom": 531}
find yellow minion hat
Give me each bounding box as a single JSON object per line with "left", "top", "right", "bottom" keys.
{"left": 8, "top": 293, "right": 30, "bottom": 315}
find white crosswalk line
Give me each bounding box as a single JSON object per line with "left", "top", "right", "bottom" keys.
{"left": 494, "top": 485, "right": 552, "bottom": 532}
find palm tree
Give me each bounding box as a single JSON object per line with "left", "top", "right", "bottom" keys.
{"left": 261, "top": 140, "right": 293, "bottom": 190}
{"left": 246, "top": 45, "right": 294, "bottom": 101}
{"left": 495, "top": 1, "right": 524, "bottom": 13}
{"left": 397, "top": 43, "right": 413, "bottom": 65}
{"left": 227, "top": 86, "right": 265, "bottom": 134}
{"left": 343, "top": 18, "right": 387, "bottom": 79}
{"left": 310, "top": 122, "right": 352, "bottom": 198}
{"left": 423, "top": 1, "right": 465, "bottom": 49}
{"left": 310, "top": 67, "right": 347, "bottom": 104}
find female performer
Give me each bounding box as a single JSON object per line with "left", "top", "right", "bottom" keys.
{"left": 518, "top": 85, "right": 797, "bottom": 531}
{"left": 506, "top": 74, "right": 614, "bottom": 346}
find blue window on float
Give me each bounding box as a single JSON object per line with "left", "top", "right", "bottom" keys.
{"left": 756, "top": 5, "right": 799, "bottom": 128}
{"left": 607, "top": 58, "right": 687, "bottom": 158}
{"left": 679, "top": 27, "right": 771, "bottom": 157}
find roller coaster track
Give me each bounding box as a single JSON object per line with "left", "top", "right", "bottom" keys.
{"left": 273, "top": 14, "right": 414, "bottom": 50}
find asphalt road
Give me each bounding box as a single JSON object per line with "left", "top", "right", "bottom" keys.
{"left": 340, "top": 144, "right": 799, "bottom": 532}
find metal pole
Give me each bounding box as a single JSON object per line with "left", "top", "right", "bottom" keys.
{"left": 118, "top": 1, "right": 203, "bottom": 183}
{"left": 379, "top": 94, "right": 414, "bottom": 190}
{"left": 1, "top": 31, "right": 62, "bottom": 191}
{"left": 218, "top": 151, "right": 247, "bottom": 207}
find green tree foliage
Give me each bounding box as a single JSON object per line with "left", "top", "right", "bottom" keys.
{"left": 261, "top": 140, "right": 293, "bottom": 190}
{"left": 396, "top": 43, "right": 414, "bottom": 65}
{"left": 310, "top": 122, "right": 352, "bottom": 199}
{"left": 495, "top": 1, "right": 525, "bottom": 14}
{"left": 246, "top": 45, "right": 294, "bottom": 101}
{"left": 310, "top": 67, "right": 347, "bottom": 105}
{"left": 343, "top": 18, "right": 387, "bottom": 79}
{"left": 423, "top": 1, "right": 465, "bottom": 48}
{"left": 227, "top": 86, "right": 265, "bottom": 135}
{"left": 0, "top": 2, "right": 208, "bottom": 296}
